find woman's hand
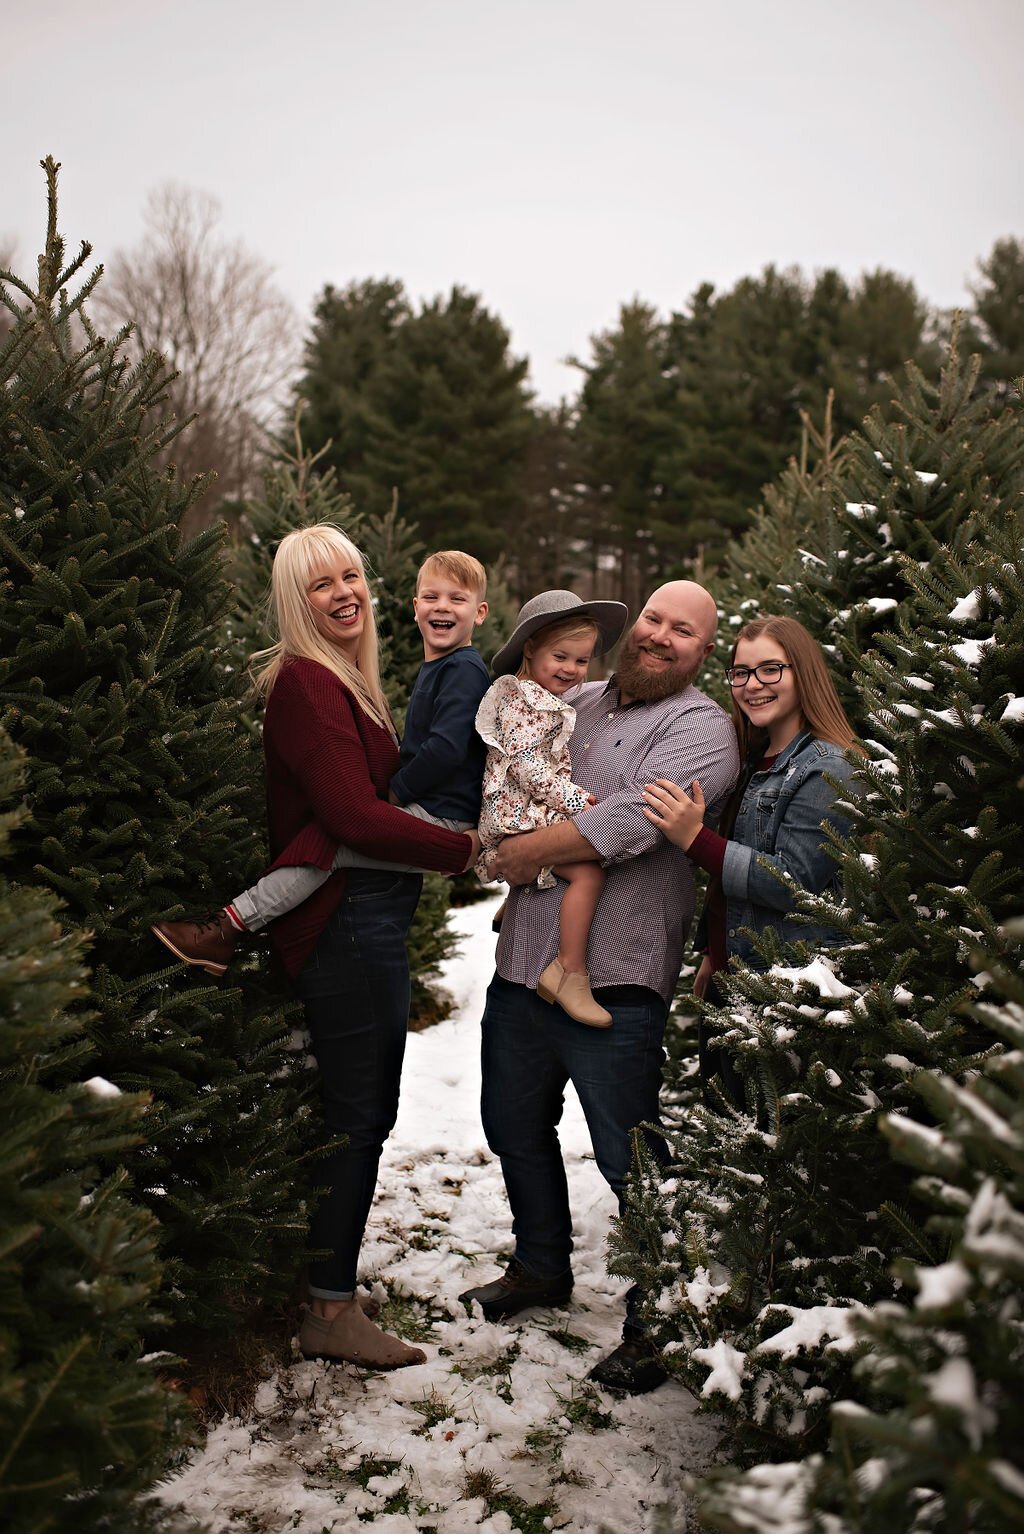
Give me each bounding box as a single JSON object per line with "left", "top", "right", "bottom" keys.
{"left": 693, "top": 954, "right": 714, "bottom": 999}
{"left": 641, "top": 777, "right": 706, "bottom": 851}
{"left": 461, "top": 829, "right": 482, "bottom": 873}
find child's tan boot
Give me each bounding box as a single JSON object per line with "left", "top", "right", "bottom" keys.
{"left": 555, "top": 972, "right": 613, "bottom": 1028}
{"left": 537, "top": 957, "right": 565, "bottom": 1005}
{"left": 538, "top": 961, "right": 612, "bottom": 1028}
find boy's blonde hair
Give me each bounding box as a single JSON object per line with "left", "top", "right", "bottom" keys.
{"left": 251, "top": 524, "right": 393, "bottom": 732}
{"left": 519, "top": 615, "right": 600, "bottom": 679}
{"left": 417, "top": 550, "right": 487, "bottom": 600}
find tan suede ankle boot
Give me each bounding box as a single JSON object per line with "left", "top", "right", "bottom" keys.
{"left": 298, "top": 1300, "right": 426, "bottom": 1369}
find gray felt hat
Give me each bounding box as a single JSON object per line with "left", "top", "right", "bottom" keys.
{"left": 491, "top": 590, "right": 629, "bottom": 677}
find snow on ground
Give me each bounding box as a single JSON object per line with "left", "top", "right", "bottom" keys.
{"left": 156, "top": 894, "right": 720, "bottom": 1533}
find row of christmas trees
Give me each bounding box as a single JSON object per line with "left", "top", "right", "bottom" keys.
{"left": 611, "top": 354, "right": 1024, "bottom": 1527}
{"left": 0, "top": 162, "right": 515, "bottom": 1531}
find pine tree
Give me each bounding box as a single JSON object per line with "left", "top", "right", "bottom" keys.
{"left": 652, "top": 264, "right": 935, "bottom": 580}
{"left": 714, "top": 335, "right": 1023, "bottom": 728}
{"left": 0, "top": 727, "right": 186, "bottom": 1533}
{"left": 512, "top": 404, "right": 587, "bottom": 602}
{"left": 690, "top": 926, "right": 1024, "bottom": 1534}
{"left": 295, "top": 276, "right": 411, "bottom": 518}
{"left": 571, "top": 300, "right": 679, "bottom": 609}
{"left": 612, "top": 338, "right": 1024, "bottom": 1468}
{"left": 0, "top": 159, "right": 312, "bottom": 1337}
{"left": 295, "top": 280, "right": 534, "bottom": 565}
{"left": 970, "top": 236, "right": 1024, "bottom": 387}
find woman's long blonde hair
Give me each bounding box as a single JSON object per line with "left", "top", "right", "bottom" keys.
{"left": 730, "top": 615, "right": 862, "bottom": 760}
{"left": 251, "top": 524, "right": 393, "bottom": 732}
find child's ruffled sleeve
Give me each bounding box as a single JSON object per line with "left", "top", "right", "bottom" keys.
{"left": 477, "top": 676, "right": 589, "bottom": 815}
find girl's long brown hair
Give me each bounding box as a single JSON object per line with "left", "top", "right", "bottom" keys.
{"left": 729, "top": 615, "right": 863, "bottom": 761}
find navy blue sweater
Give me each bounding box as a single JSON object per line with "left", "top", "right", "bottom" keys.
{"left": 390, "top": 647, "right": 491, "bottom": 822}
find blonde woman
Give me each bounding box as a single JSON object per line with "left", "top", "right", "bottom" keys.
{"left": 177, "top": 526, "right": 477, "bottom": 1368}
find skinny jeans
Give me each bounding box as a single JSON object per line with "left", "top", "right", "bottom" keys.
{"left": 292, "top": 869, "right": 423, "bottom": 1298}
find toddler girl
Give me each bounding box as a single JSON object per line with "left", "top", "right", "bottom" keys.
{"left": 476, "top": 591, "right": 627, "bottom": 1028}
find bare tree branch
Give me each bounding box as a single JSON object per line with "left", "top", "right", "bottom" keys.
{"left": 93, "top": 183, "right": 300, "bottom": 536}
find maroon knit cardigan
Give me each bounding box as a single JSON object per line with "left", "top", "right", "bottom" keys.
{"left": 262, "top": 658, "right": 471, "bottom": 978}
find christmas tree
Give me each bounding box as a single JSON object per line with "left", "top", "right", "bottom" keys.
{"left": 0, "top": 727, "right": 185, "bottom": 1533}
{"left": 612, "top": 339, "right": 1024, "bottom": 1480}
{"left": 295, "top": 278, "right": 534, "bottom": 565}
{"left": 1, "top": 159, "right": 312, "bottom": 1337}
{"left": 691, "top": 923, "right": 1024, "bottom": 1533}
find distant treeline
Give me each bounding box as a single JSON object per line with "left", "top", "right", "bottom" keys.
{"left": 88, "top": 191, "right": 1023, "bottom": 611}
{"left": 291, "top": 240, "right": 1023, "bottom": 611}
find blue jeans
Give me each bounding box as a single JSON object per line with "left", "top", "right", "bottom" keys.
{"left": 480, "top": 975, "right": 669, "bottom": 1290}
{"left": 292, "top": 870, "right": 423, "bottom": 1298}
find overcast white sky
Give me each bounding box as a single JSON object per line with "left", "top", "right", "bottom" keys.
{"left": 4, "top": 0, "right": 1022, "bottom": 403}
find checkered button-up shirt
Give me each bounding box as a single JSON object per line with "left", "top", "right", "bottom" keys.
{"left": 494, "top": 676, "right": 740, "bottom": 1006}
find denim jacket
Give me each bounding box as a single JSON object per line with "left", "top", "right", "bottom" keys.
{"left": 721, "top": 731, "right": 856, "bottom": 968}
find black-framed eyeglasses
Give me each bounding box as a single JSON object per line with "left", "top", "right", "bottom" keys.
{"left": 725, "top": 662, "right": 793, "bottom": 688}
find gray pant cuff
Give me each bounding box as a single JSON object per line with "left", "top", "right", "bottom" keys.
{"left": 230, "top": 890, "right": 264, "bottom": 931}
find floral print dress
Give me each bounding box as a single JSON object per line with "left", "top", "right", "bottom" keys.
{"left": 474, "top": 673, "right": 591, "bottom": 886}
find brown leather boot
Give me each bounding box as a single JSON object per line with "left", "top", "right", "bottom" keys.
{"left": 150, "top": 911, "right": 241, "bottom": 976}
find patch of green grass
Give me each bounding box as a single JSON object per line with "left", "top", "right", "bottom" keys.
{"left": 452, "top": 1341, "right": 521, "bottom": 1378}
{"left": 373, "top": 1289, "right": 434, "bottom": 1343}
{"left": 409, "top": 1387, "right": 456, "bottom": 1433}
{"left": 545, "top": 1326, "right": 594, "bottom": 1355}
{"left": 407, "top": 1224, "right": 440, "bottom": 1251}
{"left": 351, "top": 1456, "right": 411, "bottom": 1520}
{"left": 552, "top": 1381, "right": 616, "bottom": 1433}
{"left": 461, "top": 1467, "right": 501, "bottom": 1500}
{"left": 461, "top": 1468, "right": 560, "bottom": 1532}
{"left": 451, "top": 1341, "right": 520, "bottom": 1402}
{"left": 521, "top": 1424, "right": 561, "bottom": 1456}
{"left": 486, "top": 1491, "right": 559, "bottom": 1533}
{"left": 358, "top": 1488, "right": 409, "bottom": 1520}
{"left": 350, "top": 1455, "right": 404, "bottom": 1488}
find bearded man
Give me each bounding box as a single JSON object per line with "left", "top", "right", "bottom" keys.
{"left": 460, "top": 582, "right": 739, "bottom": 1392}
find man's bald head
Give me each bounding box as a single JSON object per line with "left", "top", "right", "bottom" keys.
{"left": 616, "top": 581, "right": 718, "bottom": 703}
{"left": 646, "top": 581, "right": 718, "bottom": 644}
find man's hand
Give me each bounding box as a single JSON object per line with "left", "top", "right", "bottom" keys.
{"left": 693, "top": 954, "right": 714, "bottom": 999}
{"left": 490, "top": 831, "right": 546, "bottom": 887}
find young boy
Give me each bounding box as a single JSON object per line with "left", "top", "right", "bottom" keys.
{"left": 152, "top": 551, "right": 490, "bottom": 974}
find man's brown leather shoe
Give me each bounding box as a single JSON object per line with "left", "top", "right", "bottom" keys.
{"left": 459, "top": 1258, "right": 573, "bottom": 1320}
{"left": 151, "top": 911, "right": 240, "bottom": 976}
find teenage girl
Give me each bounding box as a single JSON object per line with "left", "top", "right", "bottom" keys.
{"left": 641, "top": 615, "right": 861, "bottom": 1099}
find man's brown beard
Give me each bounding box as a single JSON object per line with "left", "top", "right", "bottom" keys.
{"left": 616, "top": 637, "right": 699, "bottom": 702}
